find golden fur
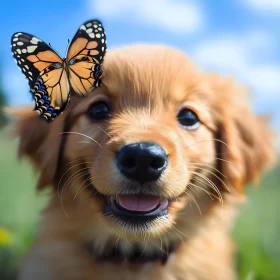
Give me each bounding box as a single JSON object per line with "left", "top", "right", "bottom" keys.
{"left": 13, "top": 45, "right": 275, "bottom": 280}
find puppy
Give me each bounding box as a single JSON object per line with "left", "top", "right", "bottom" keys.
{"left": 14, "top": 45, "right": 275, "bottom": 280}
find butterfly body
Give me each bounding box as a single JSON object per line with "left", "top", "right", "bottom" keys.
{"left": 11, "top": 20, "right": 107, "bottom": 121}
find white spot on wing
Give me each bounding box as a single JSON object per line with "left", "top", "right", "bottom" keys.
{"left": 22, "top": 49, "right": 27, "bottom": 53}
{"left": 86, "top": 22, "right": 92, "bottom": 27}
{"left": 17, "top": 42, "right": 24, "bottom": 46}
{"left": 86, "top": 28, "right": 93, "bottom": 34}
{"left": 13, "top": 38, "right": 18, "bottom": 41}
{"left": 96, "top": 33, "right": 101, "bottom": 38}
{"left": 17, "top": 49, "right": 21, "bottom": 54}
{"left": 31, "top": 37, "right": 40, "bottom": 44}
{"left": 88, "top": 33, "right": 95, "bottom": 38}
{"left": 27, "top": 45, "right": 37, "bottom": 53}
{"left": 80, "top": 25, "right": 86, "bottom": 30}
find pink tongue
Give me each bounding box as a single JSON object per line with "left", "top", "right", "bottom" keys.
{"left": 118, "top": 195, "right": 160, "bottom": 212}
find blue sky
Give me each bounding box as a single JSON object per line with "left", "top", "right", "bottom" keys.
{"left": 1, "top": 0, "right": 279, "bottom": 130}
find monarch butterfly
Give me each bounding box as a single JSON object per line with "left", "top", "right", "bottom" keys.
{"left": 11, "top": 19, "right": 107, "bottom": 121}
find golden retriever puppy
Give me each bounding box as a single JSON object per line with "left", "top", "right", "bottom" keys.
{"left": 13, "top": 45, "right": 275, "bottom": 280}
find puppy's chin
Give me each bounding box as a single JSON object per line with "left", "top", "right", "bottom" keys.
{"left": 90, "top": 181, "right": 188, "bottom": 240}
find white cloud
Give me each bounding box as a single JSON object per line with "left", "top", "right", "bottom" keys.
{"left": 245, "top": 0, "right": 280, "bottom": 11}
{"left": 191, "top": 32, "right": 280, "bottom": 101}
{"left": 248, "top": 66, "right": 280, "bottom": 96}
{"left": 91, "top": 0, "right": 204, "bottom": 34}
{"left": 192, "top": 38, "right": 248, "bottom": 74}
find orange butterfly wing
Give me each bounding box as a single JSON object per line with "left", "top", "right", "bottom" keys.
{"left": 11, "top": 33, "right": 70, "bottom": 120}
{"left": 66, "top": 20, "right": 107, "bottom": 96}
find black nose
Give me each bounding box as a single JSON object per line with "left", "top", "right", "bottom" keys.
{"left": 116, "top": 143, "right": 168, "bottom": 184}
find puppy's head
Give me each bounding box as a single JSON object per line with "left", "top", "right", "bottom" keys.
{"left": 14, "top": 45, "right": 275, "bottom": 258}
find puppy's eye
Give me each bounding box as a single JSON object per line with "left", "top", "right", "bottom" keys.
{"left": 87, "top": 101, "right": 110, "bottom": 121}
{"left": 177, "top": 108, "right": 200, "bottom": 130}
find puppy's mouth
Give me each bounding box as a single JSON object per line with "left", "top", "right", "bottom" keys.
{"left": 104, "top": 195, "right": 169, "bottom": 222}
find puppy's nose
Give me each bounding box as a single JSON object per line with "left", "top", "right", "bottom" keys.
{"left": 116, "top": 143, "right": 167, "bottom": 184}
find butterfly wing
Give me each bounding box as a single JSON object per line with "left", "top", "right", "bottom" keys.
{"left": 66, "top": 19, "right": 106, "bottom": 96}
{"left": 11, "top": 32, "right": 70, "bottom": 120}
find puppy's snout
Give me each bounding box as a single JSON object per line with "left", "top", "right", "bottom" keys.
{"left": 116, "top": 143, "right": 167, "bottom": 184}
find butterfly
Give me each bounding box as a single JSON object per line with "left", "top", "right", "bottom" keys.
{"left": 11, "top": 19, "right": 107, "bottom": 121}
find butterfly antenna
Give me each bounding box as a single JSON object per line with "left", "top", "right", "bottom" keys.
{"left": 64, "top": 39, "right": 70, "bottom": 57}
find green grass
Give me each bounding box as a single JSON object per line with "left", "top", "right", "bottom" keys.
{"left": 0, "top": 129, "right": 279, "bottom": 280}
{"left": 233, "top": 166, "right": 280, "bottom": 279}
{"left": 0, "top": 131, "right": 48, "bottom": 279}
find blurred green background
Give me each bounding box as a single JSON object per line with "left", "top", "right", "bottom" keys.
{"left": 0, "top": 123, "right": 279, "bottom": 279}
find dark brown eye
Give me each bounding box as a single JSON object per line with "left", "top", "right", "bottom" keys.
{"left": 87, "top": 101, "right": 110, "bottom": 121}
{"left": 177, "top": 108, "right": 200, "bottom": 130}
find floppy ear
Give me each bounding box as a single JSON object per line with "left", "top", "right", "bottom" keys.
{"left": 10, "top": 108, "right": 68, "bottom": 190}
{"left": 210, "top": 75, "right": 276, "bottom": 195}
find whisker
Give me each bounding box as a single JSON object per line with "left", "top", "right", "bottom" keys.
{"left": 124, "top": 230, "right": 132, "bottom": 248}
{"left": 140, "top": 237, "right": 148, "bottom": 258}
{"left": 169, "top": 223, "right": 188, "bottom": 240}
{"left": 114, "top": 233, "right": 121, "bottom": 249}
{"left": 188, "top": 184, "right": 200, "bottom": 197}
{"left": 188, "top": 181, "right": 218, "bottom": 200}
{"left": 57, "top": 162, "right": 91, "bottom": 198}
{"left": 60, "top": 167, "right": 90, "bottom": 196}
{"left": 160, "top": 237, "right": 164, "bottom": 253}
{"left": 73, "top": 175, "right": 92, "bottom": 200}
{"left": 184, "top": 188, "right": 202, "bottom": 215}
{"left": 191, "top": 171, "right": 223, "bottom": 205}
{"left": 190, "top": 166, "right": 230, "bottom": 192}
{"left": 189, "top": 163, "right": 227, "bottom": 178}
{"left": 60, "top": 170, "right": 90, "bottom": 216}
{"left": 60, "top": 132, "right": 103, "bottom": 147}
{"left": 149, "top": 235, "right": 168, "bottom": 255}
{"left": 191, "top": 173, "right": 217, "bottom": 191}
{"left": 212, "top": 138, "right": 228, "bottom": 148}
{"left": 185, "top": 138, "right": 228, "bottom": 150}
{"left": 73, "top": 182, "right": 93, "bottom": 200}
{"left": 98, "top": 126, "right": 113, "bottom": 139}
{"left": 65, "top": 158, "right": 92, "bottom": 166}
{"left": 78, "top": 141, "right": 92, "bottom": 144}
{"left": 215, "top": 157, "right": 234, "bottom": 165}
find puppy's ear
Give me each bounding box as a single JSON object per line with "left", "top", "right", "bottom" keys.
{"left": 10, "top": 108, "right": 68, "bottom": 190}
{"left": 211, "top": 76, "right": 276, "bottom": 194}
